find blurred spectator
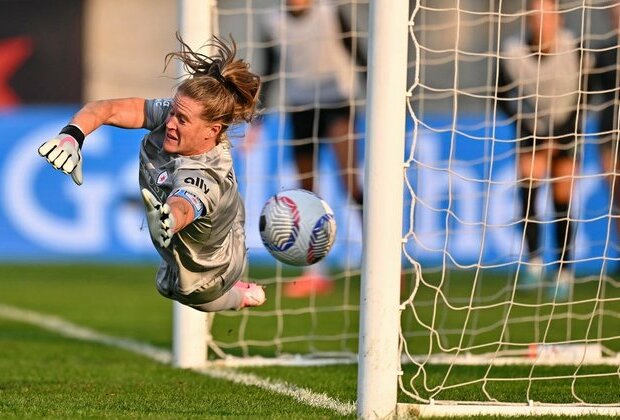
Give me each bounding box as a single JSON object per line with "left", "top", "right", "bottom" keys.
{"left": 254, "top": 0, "right": 366, "bottom": 297}
{"left": 589, "top": 3, "right": 620, "bottom": 259}
{"left": 497, "top": 0, "right": 584, "bottom": 298}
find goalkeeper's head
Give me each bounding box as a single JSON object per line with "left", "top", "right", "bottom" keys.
{"left": 164, "top": 33, "right": 261, "bottom": 148}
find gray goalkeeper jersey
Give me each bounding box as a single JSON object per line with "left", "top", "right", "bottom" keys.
{"left": 138, "top": 98, "right": 247, "bottom": 305}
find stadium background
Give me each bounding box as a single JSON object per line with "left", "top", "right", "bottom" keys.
{"left": 0, "top": 0, "right": 618, "bottom": 274}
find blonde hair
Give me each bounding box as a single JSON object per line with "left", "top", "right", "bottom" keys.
{"left": 165, "top": 34, "right": 261, "bottom": 144}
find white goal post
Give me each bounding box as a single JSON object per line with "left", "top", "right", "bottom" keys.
{"left": 356, "top": 0, "right": 409, "bottom": 417}
{"left": 172, "top": 0, "right": 216, "bottom": 369}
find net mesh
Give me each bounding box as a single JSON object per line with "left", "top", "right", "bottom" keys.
{"left": 209, "top": 0, "right": 368, "bottom": 361}
{"left": 207, "top": 0, "right": 619, "bottom": 407}
{"left": 401, "top": 0, "right": 620, "bottom": 405}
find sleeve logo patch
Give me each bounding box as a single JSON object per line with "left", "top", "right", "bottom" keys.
{"left": 172, "top": 189, "right": 204, "bottom": 220}
{"left": 156, "top": 171, "right": 168, "bottom": 185}
{"left": 185, "top": 192, "right": 202, "bottom": 210}
{"left": 184, "top": 176, "right": 210, "bottom": 194}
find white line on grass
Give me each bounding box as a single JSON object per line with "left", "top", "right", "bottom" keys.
{"left": 194, "top": 366, "right": 356, "bottom": 416}
{"left": 0, "top": 303, "right": 356, "bottom": 416}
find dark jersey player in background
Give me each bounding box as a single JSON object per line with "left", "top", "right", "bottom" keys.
{"left": 253, "top": 0, "right": 366, "bottom": 297}
{"left": 497, "top": 0, "right": 585, "bottom": 299}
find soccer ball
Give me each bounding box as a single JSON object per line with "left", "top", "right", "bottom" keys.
{"left": 259, "top": 189, "right": 337, "bottom": 266}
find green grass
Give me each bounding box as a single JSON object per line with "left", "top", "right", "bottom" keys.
{"left": 0, "top": 320, "right": 345, "bottom": 418}
{"left": 0, "top": 263, "right": 618, "bottom": 418}
{"left": 0, "top": 264, "right": 171, "bottom": 346}
{"left": 0, "top": 264, "right": 356, "bottom": 418}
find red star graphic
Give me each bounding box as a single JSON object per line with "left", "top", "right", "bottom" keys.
{"left": 0, "top": 37, "right": 33, "bottom": 106}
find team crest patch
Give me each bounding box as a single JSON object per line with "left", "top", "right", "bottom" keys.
{"left": 156, "top": 171, "right": 168, "bottom": 185}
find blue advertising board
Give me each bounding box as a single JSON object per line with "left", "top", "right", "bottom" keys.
{"left": 0, "top": 107, "right": 616, "bottom": 274}
{"left": 403, "top": 115, "right": 619, "bottom": 274}
{"left": 0, "top": 107, "right": 152, "bottom": 261}
{"left": 0, "top": 107, "right": 362, "bottom": 266}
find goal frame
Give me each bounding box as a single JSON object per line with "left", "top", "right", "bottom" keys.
{"left": 172, "top": 0, "right": 217, "bottom": 369}
{"left": 356, "top": 0, "right": 620, "bottom": 417}
{"left": 355, "top": 0, "right": 409, "bottom": 417}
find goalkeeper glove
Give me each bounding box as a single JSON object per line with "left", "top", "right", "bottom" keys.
{"left": 38, "top": 124, "right": 84, "bottom": 186}
{"left": 141, "top": 188, "right": 176, "bottom": 248}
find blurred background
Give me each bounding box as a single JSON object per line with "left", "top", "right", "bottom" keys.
{"left": 0, "top": 0, "right": 369, "bottom": 266}
{"left": 0, "top": 0, "right": 618, "bottom": 274}
{"left": 1, "top": 3, "right": 619, "bottom": 408}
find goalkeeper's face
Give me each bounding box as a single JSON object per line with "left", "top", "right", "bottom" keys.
{"left": 163, "top": 94, "right": 222, "bottom": 156}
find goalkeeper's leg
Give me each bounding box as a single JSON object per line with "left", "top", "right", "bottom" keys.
{"left": 189, "top": 281, "right": 266, "bottom": 312}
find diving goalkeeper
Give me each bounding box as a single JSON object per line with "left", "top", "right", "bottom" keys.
{"left": 38, "top": 35, "right": 266, "bottom": 312}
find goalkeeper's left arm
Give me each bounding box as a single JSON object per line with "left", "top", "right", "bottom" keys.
{"left": 38, "top": 98, "right": 146, "bottom": 185}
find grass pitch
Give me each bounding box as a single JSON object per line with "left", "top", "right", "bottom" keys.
{"left": 0, "top": 264, "right": 357, "bottom": 418}
{"left": 0, "top": 263, "right": 618, "bottom": 418}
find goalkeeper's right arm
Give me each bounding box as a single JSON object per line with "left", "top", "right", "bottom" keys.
{"left": 38, "top": 98, "right": 147, "bottom": 185}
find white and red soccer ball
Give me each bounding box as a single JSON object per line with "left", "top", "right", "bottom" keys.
{"left": 259, "top": 189, "right": 337, "bottom": 266}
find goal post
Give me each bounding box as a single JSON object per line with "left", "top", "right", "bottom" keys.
{"left": 356, "top": 0, "right": 410, "bottom": 418}
{"left": 172, "top": 0, "right": 217, "bottom": 369}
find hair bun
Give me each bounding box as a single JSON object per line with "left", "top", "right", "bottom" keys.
{"left": 166, "top": 33, "right": 261, "bottom": 129}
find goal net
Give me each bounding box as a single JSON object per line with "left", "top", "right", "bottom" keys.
{"left": 204, "top": 0, "right": 368, "bottom": 364}
{"left": 191, "top": 0, "right": 619, "bottom": 415}
{"left": 396, "top": 0, "right": 620, "bottom": 415}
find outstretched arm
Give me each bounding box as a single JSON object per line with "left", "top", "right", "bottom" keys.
{"left": 68, "top": 97, "right": 147, "bottom": 135}
{"left": 38, "top": 97, "right": 147, "bottom": 185}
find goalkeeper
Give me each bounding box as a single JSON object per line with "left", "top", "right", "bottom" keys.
{"left": 38, "top": 35, "right": 266, "bottom": 312}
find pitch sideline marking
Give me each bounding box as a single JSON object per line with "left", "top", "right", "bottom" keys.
{"left": 0, "top": 303, "right": 356, "bottom": 416}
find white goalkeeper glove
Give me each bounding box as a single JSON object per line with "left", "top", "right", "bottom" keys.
{"left": 141, "top": 188, "right": 176, "bottom": 248}
{"left": 38, "top": 124, "right": 84, "bottom": 186}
